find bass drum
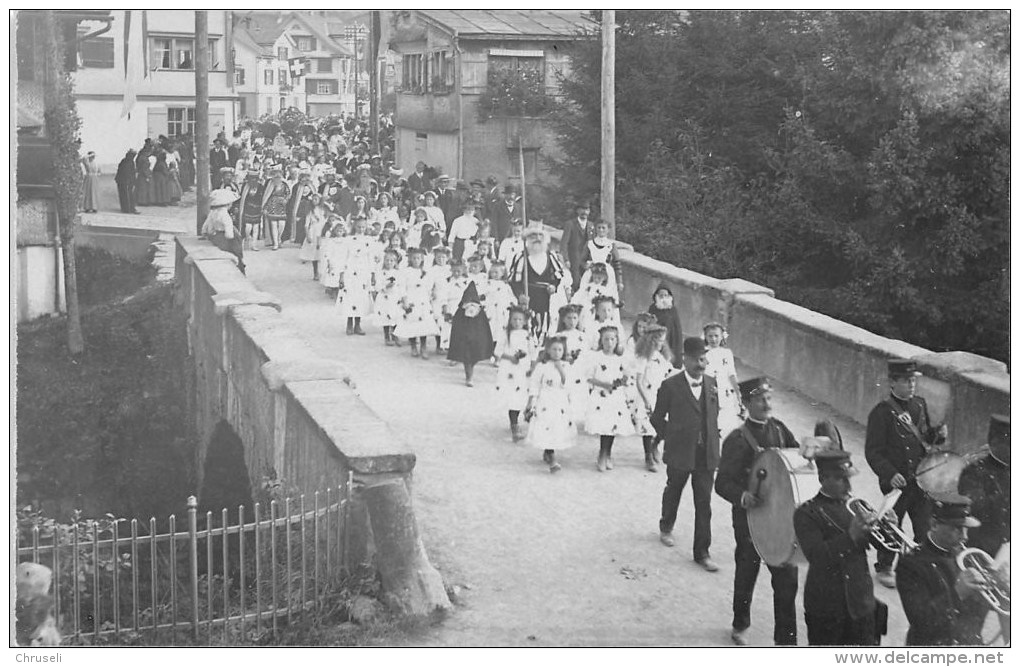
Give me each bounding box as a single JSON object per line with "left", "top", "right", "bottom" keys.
{"left": 746, "top": 448, "right": 821, "bottom": 567}
{"left": 916, "top": 451, "right": 969, "bottom": 494}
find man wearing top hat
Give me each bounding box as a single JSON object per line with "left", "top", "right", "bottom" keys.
{"left": 715, "top": 377, "right": 800, "bottom": 645}
{"left": 896, "top": 492, "right": 991, "bottom": 646}
{"left": 559, "top": 202, "right": 596, "bottom": 293}
{"left": 864, "top": 359, "right": 947, "bottom": 589}
{"left": 490, "top": 185, "right": 524, "bottom": 249}
{"left": 651, "top": 336, "right": 721, "bottom": 573}
{"left": 958, "top": 414, "right": 1010, "bottom": 556}
{"left": 794, "top": 449, "right": 881, "bottom": 646}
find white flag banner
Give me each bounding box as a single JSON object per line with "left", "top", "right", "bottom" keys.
{"left": 121, "top": 10, "right": 145, "bottom": 118}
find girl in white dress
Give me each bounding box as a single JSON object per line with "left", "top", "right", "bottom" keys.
{"left": 704, "top": 322, "right": 743, "bottom": 439}
{"left": 429, "top": 247, "right": 452, "bottom": 352}
{"left": 319, "top": 221, "right": 347, "bottom": 298}
{"left": 583, "top": 295, "right": 623, "bottom": 351}
{"left": 571, "top": 263, "right": 616, "bottom": 334}
{"left": 338, "top": 216, "right": 378, "bottom": 335}
{"left": 369, "top": 191, "right": 402, "bottom": 229}
{"left": 624, "top": 313, "right": 659, "bottom": 357}
{"left": 347, "top": 196, "right": 370, "bottom": 226}
{"left": 420, "top": 191, "right": 447, "bottom": 236}
{"left": 372, "top": 249, "right": 405, "bottom": 346}
{"left": 586, "top": 325, "right": 635, "bottom": 472}
{"left": 579, "top": 220, "right": 624, "bottom": 303}
{"left": 556, "top": 304, "right": 589, "bottom": 429}
{"left": 525, "top": 334, "right": 577, "bottom": 473}
{"left": 299, "top": 195, "right": 329, "bottom": 280}
{"left": 482, "top": 261, "right": 517, "bottom": 362}
{"left": 395, "top": 247, "right": 440, "bottom": 358}
{"left": 628, "top": 324, "right": 677, "bottom": 472}
{"left": 497, "top": 306, "right": 534, "bottom": 441}
{"left": 438, "top": 259, "right": 469, "bottom": 354}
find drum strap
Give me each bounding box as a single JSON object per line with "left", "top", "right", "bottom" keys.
{"left": 885, "top": 397, "right": 924, "bottom": 443}
{"left": 741, "top": 422, "right": 785, "bottom": 454}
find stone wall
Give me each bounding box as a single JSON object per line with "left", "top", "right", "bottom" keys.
{"left": 550, "top": 228, "right": 1010, "bottom": 454}
{"left": 175, "top": 236, "right": 449, "bottom": 614}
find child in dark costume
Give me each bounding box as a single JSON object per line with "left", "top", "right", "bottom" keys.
{"left": 648, "top": 282, "right": 684, "bottom": 368}
{"left": 447, "top": 281, "right": 494, "bottom": 387}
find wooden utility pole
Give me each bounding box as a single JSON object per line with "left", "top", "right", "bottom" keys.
{"left": 195, "top": 11, "right": 210, "bottom": 234}
{"left": 369, "top": 11, "right": 380, "bottom": 152}
{"left": 601, "top": 10, "right": 615, "bottom": 239}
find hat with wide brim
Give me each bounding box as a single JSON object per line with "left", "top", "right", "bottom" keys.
{"left": 209, "top": 189, "right": 240, "bottom": 207}
{"left": 389, "top": 167, "right": 404, "bottom": 177}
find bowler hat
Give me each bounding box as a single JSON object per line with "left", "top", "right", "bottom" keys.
{"left": 682, "top": 336, "right": 707, "bottom": 357}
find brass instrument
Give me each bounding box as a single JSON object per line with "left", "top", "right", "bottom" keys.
{"left": 846, "top": 497, "right": 918, "bottom": 553}
{"left": 957, "top": 547, "right": 1011, "bottom": 617}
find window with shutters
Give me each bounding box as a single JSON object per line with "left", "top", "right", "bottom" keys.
{"left": 280, "top": 97, "right": 287, "bottom": 110}
{"left": 278, "top": 46, "right": 288, "bottom": 61}
{"left": 295, "top": 36, "right": 315, "bottom": 52}
{"left": 265, "top": 69, "right": 274, "bottom": 85}
{"left": 317, "top": 81, "right": 330, "bottom": 95}
{"left": 279, "top": 68, "right": 289, "bottom": 90}
{"left": 79, "top": 35, "right": 115, "bottom": 68}
{"left": 167, "top": 107, "right": 196, "bottom": 137}
{"left": 316, "top": 58, "right": 332, "bottom": 73}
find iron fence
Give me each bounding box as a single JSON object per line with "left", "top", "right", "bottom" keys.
{"left": 16, "top": 474, "right": 353, "bottom": 645}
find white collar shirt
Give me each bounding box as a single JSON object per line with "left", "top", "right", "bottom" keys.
{"left": 683, "top": 370, "right": 704, "bottom": 400}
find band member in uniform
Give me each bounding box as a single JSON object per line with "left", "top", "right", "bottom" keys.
{"left": 959, "top": 414, "right": 1010, "bottom": 555}
{"left": 714, "top": 377, "right": 800, "bottom": 645}
{"left": 652, "top": 336, "right": 721, "bottom": 572}
{"left": 896, "top": 492, "right": 990, "bottom": 646}
{"left": 864, "top": 359, "right": 947, "bottom": 589}
{"left": 793, "top": 449, "right": 880, "bottom": 646}
{"left": 958, "top": 414, "right": 1010, "bottom": 643}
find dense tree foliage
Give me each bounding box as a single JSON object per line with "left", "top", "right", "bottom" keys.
{"left": 552, "top": 11, "right": 1009, "bottom": 363}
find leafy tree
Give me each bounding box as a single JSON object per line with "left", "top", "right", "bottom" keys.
{"left": 552, "top": 10, "right": 1009, "bottom": 363}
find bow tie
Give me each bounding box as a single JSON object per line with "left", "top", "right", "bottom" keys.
{"left": 689, "top": 380, "right": 702, "bottom": 388}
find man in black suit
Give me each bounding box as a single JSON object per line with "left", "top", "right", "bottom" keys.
{"left": 559, "top": 203, "right": 595, "bottom": 293}
{"left": 407, "top": 161, "right": 431, "bottom": 195}
{"left": 490, "top": 184, "right": 523, "bottom": 248}
{"left": 794, "top": 449, "right": 880, "bottom": 646}
{"left": 114, "top": 149, "right": 139, "bottom": 214}
{"left": 651, "top": 336, "right": 721, "bottom": 573}
{"left": 715, "top": 377, "right": 800, "bottom": 645}
{"left": 210, "top": 139, "right": 229, "bottom": 189}
{"left": 435, "top": 174, "right": 456, "bottom": 243}
{"left": 864, "top": 359, "right": 947, "bottom": 589}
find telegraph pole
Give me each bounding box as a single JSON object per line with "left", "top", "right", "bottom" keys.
{"left": 195, "top": 11, "right": 210, "bottom": 234}
{"left": 601, "top": 10, "right": 615, "bottom": 239}
{"left": 369, "top": 11, "right": 380, "bottom": 152}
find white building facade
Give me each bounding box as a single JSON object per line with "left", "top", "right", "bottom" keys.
{"left": 72, "top": 10, "right": 238, "bottom": 169}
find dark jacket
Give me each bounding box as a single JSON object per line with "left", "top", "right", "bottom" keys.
{"left": 715, "top": 418, "right": 799, "bottom": 506}
{"left": 115, "top": 155, "right": 136, "bottom": 186}
{"left": 958, "top": 455, "right": 1010, "bottom": 555}
{"left": 436, "top": 187, "right": 457, "bottom": 229}
{"left": 864, "top": 394, "right": 942, "bottom": 494}
{"left": 896, "top": 536, "right": 988, "bottom": 646}
{"left": 559, "top": 217, "right": 594, "bottom": 288}
{"left": 489, "top": 199, "right": 523, "bottom": 242}
{"left": 650, "top": 373, "right": 720, "bottom": 471}
{"left": 648, "top": 283, "right": 684, "bottom": 368}
{"left": 794, "top": 493, "right": 876, "bottom": 622}
{"left": 407, "top": 171, "right": 431, "bottom": 195}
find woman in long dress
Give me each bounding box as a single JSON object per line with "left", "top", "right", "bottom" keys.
{"left": 134, "top": 146, "right": 153, "bottom": 206}
{"left": 150, "top": 150, "right": 174, "bottom": 206}
{"left": 166, "top": 147, "right": 183, "bottom": 204}
{"left": 81, "top": 151, "right": 101, "bottom": 212}
{"left": 260, "top": 166, "right": 291, "bottom": 250}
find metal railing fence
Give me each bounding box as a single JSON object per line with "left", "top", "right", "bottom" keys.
{"left": 16, "top": 474, "right": 353, "bottom": 645}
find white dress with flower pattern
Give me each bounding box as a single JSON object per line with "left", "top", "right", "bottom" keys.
{"left": 337, "top": 235, "right": 378, "bottom": 319}
{"left": 371, "top": 268, "right": 404, "bottom": 327}
{"left": 526, "top": 361, "right": 578, "bottom": 450}
{"left": 496, "top": 329, "right": 533, "bottom": 412}
{"left": 394, "top": 267, "right": 440, "bottom": 338}
{"left": 584, "top": 352, "right": 636, "bottom": 437}
{"left": 627, "top": 351, "right": 677, "bottom": 436}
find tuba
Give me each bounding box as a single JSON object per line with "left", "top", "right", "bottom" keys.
{"left": 846, "top": 497, "right": 918, "bottom": 553}
{"left": 957, "top": 547, "right": 1011, "bottom": 617}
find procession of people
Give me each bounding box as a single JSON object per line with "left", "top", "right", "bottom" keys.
{"left": 191, "top": 109, "right": 1013, "bottom": 649}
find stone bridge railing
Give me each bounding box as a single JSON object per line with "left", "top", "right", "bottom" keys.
{"left": 612, "top": 242, "right": 1010, "bottom": 452}
{"left": 175, "top": 236, "right": 449, "bottom": 615}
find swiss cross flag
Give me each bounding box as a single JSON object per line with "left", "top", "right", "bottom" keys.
{"left": 288, "top": 57, "right": 307, "bottom": 79}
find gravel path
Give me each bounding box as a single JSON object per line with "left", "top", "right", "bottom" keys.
{"left": 244, "top": 245, "right": 913, "bottom": 647}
